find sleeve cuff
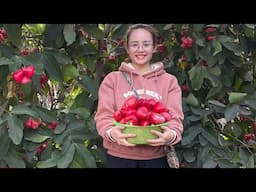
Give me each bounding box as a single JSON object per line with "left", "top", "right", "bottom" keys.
{"left": 106, "top": 128, "right": 116, "bottom": 142}
{"left": 166, "top": 129, "right": 177, "bottom": 145}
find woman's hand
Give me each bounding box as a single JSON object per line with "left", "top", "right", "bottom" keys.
{"left": 110, "top": 126, "right": 137, "bottom": 147}
{"left": 146, "top": 126, "right": 176, "bottom": 146}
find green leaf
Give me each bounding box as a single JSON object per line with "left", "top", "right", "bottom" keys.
{"left": 244, "top": 25, "right": 255, "bottom": 38}
{"left": 193, "top": 24, "right": 204, "bottom": 32}
{"left": 185, "top": 115, "right": 201, "bottom": 123}
{"left": 41, "top": 53, "right": 64, "bottom": 82}
{"left": 206, "top": 85, "right": 223, "bottom": 99}
{"left": 239, "top": 106, "right": 252, "bottom": 116}
{"left": 207, "top": 65, "right": 221, "bottom": 76}
{"left": 0, "top": 134, "right": 11, "bottom": 159}
{"left": 245, "top": 24, "right": 255, "bottom": 29}
{"left": 80, "top": 75, "right": 98, "bottom": 100}
{"left": 63, "top": 24, "right": 76, "bottom": 46}
{"left": 8, "top": 55, "right": 23, "bottom": 71}
{"left": 239, "top": 146, "right": 251, "bottom": 165}
{"left": 244, "top": 99, "right": 256, "bottom": 110}
{"left": 188, "top": 65, "right": 206, "bottom": 91}
{"left": 220, "top": 65, "right": 234, "bottom": 87}
{"left": 225, "top": 123, "right": 242, "bottom": 138}
{"left": 57, "top": 143, "right": 75, "bottom": 168}
{"left": 25, "top": 134, "right": 50, "bottom": 143}
{"left": 36, "top": 151, "right": 59, "bottom": 168}
{"left": 208, "top": 100, "right": 226, "bottom": 108}
{"left": 212, "top": 40, "right": 222, "bottom": 55}
{"left": 181, "top": 126, "right": 202, "bottom": 145}
{"left": 184, "top": 93, "right": 199, "bottom": 107}
{"left": 4, "top": 151, "right": 25, "bottom": 168}
{"left": 11, "top": 104, "right": 39, "bottom": 118}
{"left": 33, "top": 107, "right": 56, "bottom": 122}
{"left": 44, "top": 48, "right": 72, "bottom": 65}
{"left": 7, "top": 114, "right": 23, "bottom": 145}
{"left": 162, "top": 24, "right": 174, "bottom": 30}
{"left": 202, "top": 155, "right": 218, "bottom": 168}
{"left": 0, "top": 57, "right": 13, "bottom": 66}
{"left": 222, "top": 41, "right": 242, "bottom": 54}
{"left": 63, "top": 64, "right": 79, "bottom": 79}
{"left": 204, "top": 72, "right": 220, "bottom": 87}
{"left": 184, "top": 49, "right": 193, "bottom": 61}
{"left": 201, "top": 128, "right": 219, "bottom": 147}
{"left": 198, "top": 134, "right": 208, "bottom": 146}
{"left": 81, "top": 24, "right": 104, "bottom": 40}
{"left": 216, "top": 159, "right": 238, "bottom": 168}
{"left": 80, "top": 43, "right": 98, "bottom": 56}
{"left": 198, "top": 146, "right": 210, "bottom": 163}
{"left": 111, "top": 24, "right": 128, "bottom": 40}
{"left": 183, "top": 150, "right": 196, "bottom": 163}
{"left": 20, "top": 54, "right": 44, "bottom": 74}
{"left": 69, "top": 143, "right": 97, "bottom": 168}
{"left": 228, "top": 92, "right": 247, "bottom": 103}
{"left": 54, "top": 123, "right": 66, "bottom": 134}
{"left": 217, "top": 35, "right": 233, "bottom": 43}
{"left": 192, "top": 32, "right": 205, "bottom": 47}
{"left": 224, "top": 104, "right": 240, "bottom": 121}
{"left": 246, "top": 156, "right": 255, "bottom": 168}
{"left": 3, "top": 24, "right": 21, "bottom": 48}
{"left": 43, "top": 24, "right": 64, "bottom": 47}
{"left": 69, "top": 107, "right": 90, "bottom": 120}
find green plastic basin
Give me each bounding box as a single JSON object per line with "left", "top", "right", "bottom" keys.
{"left": 113, "top": 121, "right": 169, "bottom": 144}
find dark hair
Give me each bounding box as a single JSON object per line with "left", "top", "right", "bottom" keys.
{"left": 124, "top": 24, "right": 158, "bottom": 48}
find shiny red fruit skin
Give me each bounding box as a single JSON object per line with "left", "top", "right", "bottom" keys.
{"left": 161, "top": 112, "right": 171, "bottom": 121}
{"left": 123, "top": 96, "right": 138, "bottom": 110}
{"left": 136, "top": 106, "right": 150, "bottom": 120}
{"left": 153, "top": 102, "right": 168, "bottom": 113}
{"left": 113, "top": 111, "right": 123, "bottom": 122}
{"left": 150, "top": 112, "right": 166, "bottom": 124}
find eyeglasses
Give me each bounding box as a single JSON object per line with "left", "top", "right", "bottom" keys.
{"left": 128, "top": 42, "right": 153, "bottom": 51}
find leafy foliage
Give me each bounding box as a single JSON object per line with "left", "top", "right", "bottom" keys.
{"left": 0, "top": 24, "right": 256, "bottom": 168}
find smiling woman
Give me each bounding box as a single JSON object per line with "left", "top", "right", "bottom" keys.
{"left": 94, "top": 24, "right": 184, "bottom": 168}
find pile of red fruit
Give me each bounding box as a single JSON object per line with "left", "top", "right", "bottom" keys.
{"left": 113, "top": 96, "right": 171, "bottom": 126}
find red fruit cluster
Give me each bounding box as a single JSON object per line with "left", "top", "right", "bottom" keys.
{"left": 207, "top": 36, "right": 215, "bottom": 41}
{"left": 12, "top": 65, "right": 35, "bottom": 84}
{"left": 78, "top": 29, "right": 85, "bottom": 37}
{"left": 24, "top": 117, "right": 41, "bottom": 130}
{"left": 20, "top": 49, "right": 30, "bottom": 56}
{"left": 47, "top": 121, "right": 59, "bottom": 130}
{"left": 39, "top": 74, "right": 48, "bottom": 90}
{"left": 113, "top": 96, "right": 171, "bottom": 126}
{"left": 181, "top": 83, "right": 190, "bottom": 93}
{"left": 0, "top": 28, "right": 8, "bottom": 43}
{"left": 181, "top": 37, "right": 193, "bottom": 49}
{"left": 204, "top": 27, "right": 216, "bottom": 33}
{"left": 20, "top": 48, "right": 39, "bottom": 56}
{"left": 156, "top": 44, "right": 166, "bottom": 53}
{"left": 36, "top": 140, "right": 48, "bottom": 154}
{"left": 203, "top": 26, "right": 217, "bottom": 41}
{"left": 244, "top": 133, "right": 255, "bottom": 142}
{"left": 117, "top": 37, "right": 124, "bottom": 47}
{"left": 108, "top": 53, "right": 116, "bottom": 62}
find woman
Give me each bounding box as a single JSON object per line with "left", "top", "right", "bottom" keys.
{"left": 95, "top": 24, "right": 184, "bottom": 168}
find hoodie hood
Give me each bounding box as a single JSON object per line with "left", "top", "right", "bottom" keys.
{"left": 118, "top": 62, "right": 165, "bottom": 79}
{"left": 118, "top": 62, "right": 166, "bottom": 101}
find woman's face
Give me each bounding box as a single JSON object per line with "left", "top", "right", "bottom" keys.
{"left": 126, "top": 28, "right": 156, "bottom": 66}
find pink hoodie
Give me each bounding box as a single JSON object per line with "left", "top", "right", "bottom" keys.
{"left": 95, "top": 62, "right": 184, "bottom": 160}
